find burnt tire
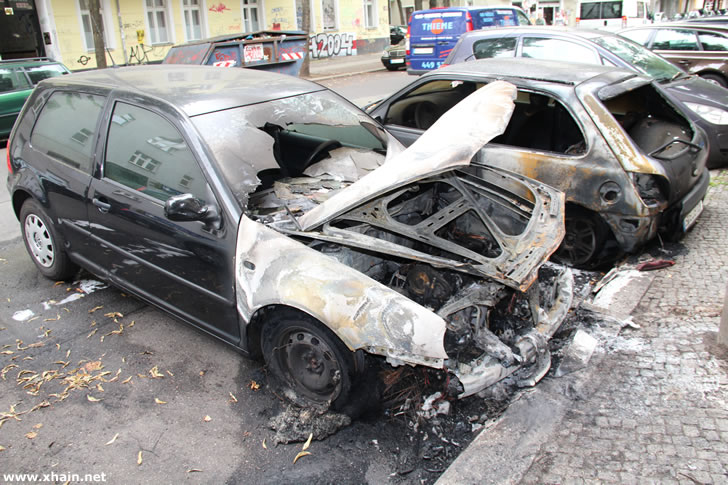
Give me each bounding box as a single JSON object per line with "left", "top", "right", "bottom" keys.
{"left": 20, "top": 199, "right": 76, "bottom": 280}
{"left": 262, "top": 310, "right": 355, "bottom": 410}
{"left": 554, "top": 209, "right": 608, "bottom": 269}
{"left": 699, "top": 73, "right": 727, "bottom": 88}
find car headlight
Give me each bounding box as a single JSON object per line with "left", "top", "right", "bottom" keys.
{"left": 382, "top": 50, "right": 390, "bottom": 58}
{"left": 683, "top": 102, "right": 728, "bottom": 125}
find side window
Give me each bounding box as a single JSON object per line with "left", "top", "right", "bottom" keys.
{"left": 516, "top": 10, "right": 530, "bottom": 25}
{"left": 522, "top": 38, "right": 600, "bottom": 65}
{"left": 698, "top": 32, "right": 728, "bottom": 51}
{"left": 24, "top": 64, "right": 68, "bottom": 85}
{"left": 494, "top": 90, "right": 586, "bottom": 155}
{"left": 0, "top": 68, "right": 30, "bottom": 92}
{"left": 30, "top": 91, "right": 105, "bottom": 172}
{"left": 104, "top": 103, "right": 208, "bottom": 203}
{"left": 652, "top": 29, "right": 699, "bottom": 50}
{"left": 619, "top": 29, "right": 653, "bottom": 47}
{"left": 473, "top": 38, "right": 517, "bottom": 59}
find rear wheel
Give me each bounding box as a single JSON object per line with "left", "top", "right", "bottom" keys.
{"left": 554, "top": 209, "right": 607, "bottom": 269}
{"left": 699, "top": 73, "right": 727, "bottom": 88}
{"left": 20, "top": 199, "right": 76, "bottom": 280}
{"left": 262, "top": 310, "right": 355, "bottom": 410}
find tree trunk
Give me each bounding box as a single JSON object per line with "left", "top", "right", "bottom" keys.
{"left": 89, "top": 0, "right": 107, "bottom": 69}
{"left": 429, "top": 0, "right": 437, "bottom": 8}
{"left": 414, "top": 0, "right": 423, "bottom": 11}
{"left": 299, "top": 0, "right": 311, "bottom": 77}
{"left": 396, "top": 0, "right": 406, "bottom": 25}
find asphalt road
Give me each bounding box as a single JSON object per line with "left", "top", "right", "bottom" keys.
{"left": 318, "top": 69, "right": 412, "bottom": 108}
{"left": 0, "top": 71, "right": 475, "bottom": 484}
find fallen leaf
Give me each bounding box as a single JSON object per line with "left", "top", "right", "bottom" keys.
{"left": 54, "top": 281, "right": 64, "bottom": 286}
{"left": 104, "top": 312, "right": 123, "bottom": 319}
{"left": 105, "top": 433, "right": 119, "bottom": 445}
{"left": 0, "top": 351, "right": 13, "bottom": 355}
{"left": 96, "top": 383, "right": 104, "bottom": 392}
{"left": 87, "top": 395, "right": 101, "bottom": 402}
{"left": 187, "top": 469, "right": 202, "bottom": 473}
{"left": 42, "top": 329, "right": 52, "bottom": 337}
{"left": 65, "top": 349, "right": 70, "bottom": 358}
{"left": 25, "top": 431, "right": 37, "bottom": 439}
{"left": 128, "top": 320, "right": 135, "bottom": 328}
{"left": 54, "top": 361, "right": 69, "bottom": 368}
{"left": 262, "top": 438, "right": 267, "bottom": 449}
{"left": 43, "top": 314, "right": 60, "bottom": 322}
{"left": 302, "top": 433, "right": 313, "bottom": 452}
{"left": 249, "top": 380, "right": 260, "bottom": 391}
{"left": 55, "top": 343, "right": 60, "bottom": 350}
{"left": 83, "top": 361, "right": 103, "bottom": 373}
{"left": 228, "top": 392, "right": 238, "bottom": 403}
{"left": 137, "top": 450, "right": 143, "bottom": 466}
{"left": 0, "top": 445, "right": 5, "bottom": 451}
{"left": 149, "top": 366, "right": 164, "bottom": 379}
{"left": 293, "top": 451, "right": 311, "bottom": 464}
{"left": 154, "top": 398, "right": 166, "bottom": 405}
{"left": 87, "top": 329, "right": 98, "bottom": 339}
{"left": 22, "top": 356, "right": 33, "bottom": 361}
{"left": 122, "top": 376, "right": 132, "bottom": 384}
{"left": 199, "top": 371, "right": 205, "bottom": 376}
{"left": 89, "top": 306, "right": 103, "bottom": 313}
{"left": 203, "top": 415, "right": 211, "bottom": 422}
{"left": 166, "top": 370, "right": 173, "bottom": 377}
{"left": 33, "top": 423, "right": 43, "bottom": 429}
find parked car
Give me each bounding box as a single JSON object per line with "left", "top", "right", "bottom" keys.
{"left": 619, "top": 23, "right": 728, "bottom": 87}
{"left": 442, "top": 26, "right": 728, "bottom": 168}
{"left": 7, "top": 65, "right": 573, "bottom": 409}
{"left": 368, "top": 58, "right": 710, "bottom": 268}
{"left": 0, "top": 57, "right": 69, "bottom": 139}
{"left": 381, "top": 41, "right": 407, "bottom": 70}
{"left": 406, "top": 6, "right": 530, "bottom": 75}
{"left": 390, "top": 25, "right": 406, "bottom": 45}
{"left": 685, "top": 15, "right": 728, "bottom": 24}
{"left": 575, "top": 0, "right": 650, "bottom": 30}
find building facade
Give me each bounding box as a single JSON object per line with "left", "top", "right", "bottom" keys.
{"left": 23, "top": 0, "right": 389, "bottom": 69}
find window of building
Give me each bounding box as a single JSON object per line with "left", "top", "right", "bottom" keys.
{"left": 105, "top": 103, "right": 208, "bottom": 203}
{"left": 78, "top": 0, "right": 114, "bottom": 51}
{"left": 241, "top": 0, "right": 260, "bottom": 32}
{"left": 145, "top": 0, "right": 172, "bottom": 44}
{"left": 182, "top": 0, "right": 203, "bottom": 41}
{"left": 322, "top": 0, "right": 337, "bottom": 30}
{"left": 363, "top": 0, "right": 376, "bottom": 28}
{"left": 30, "top": 92, "right": 106, "bottom": 172}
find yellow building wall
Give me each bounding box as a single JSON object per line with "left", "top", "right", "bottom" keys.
{"left": 51, "top": 0, "right": 388, "bottom": 70}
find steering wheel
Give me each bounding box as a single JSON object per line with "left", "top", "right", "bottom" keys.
{"left": 302, "top": 140, "right": 342, "bottom": 172}
{"left": 414, "top": 101, "right": 439, "bottom": 130}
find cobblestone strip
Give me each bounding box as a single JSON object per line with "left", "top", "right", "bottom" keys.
{"left": 519, "top": 171, "right": 728, "bottom": 485}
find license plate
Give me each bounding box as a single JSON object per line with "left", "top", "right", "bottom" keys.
{"left": 244, "top": 44, "right": 265, "bottom": 63}
{"left": 390, "top": 58, "right": 404, "bottom": 64}
{"left": 682, "top": 199, "right": 703, "bottom": 231}
{"left": 413, "top": 47, "right": 433, "bottom": 55}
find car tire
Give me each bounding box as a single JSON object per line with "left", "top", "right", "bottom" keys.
{"left": 20, "top": 199, "right": 77, "bottom": 280}
{"left": 554, "top": 209, "right": 608, "bottom": 269}
{"left": 699, "top": 73, "right": 727, "bottom": 88}
{"left": 262, "top": 309, "right": 355, "bottom": 410}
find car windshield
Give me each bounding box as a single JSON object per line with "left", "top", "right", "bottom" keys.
{"left": 593, "top": 36, "right": 683, "bottom": 81}
{"left": 192, "top": 90, "right": 389, "bottom": 207}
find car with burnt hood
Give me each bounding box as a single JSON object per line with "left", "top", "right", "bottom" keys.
{"left": 368, "top": 58, "right": 710, "bottom": 268}
{"left": 441, "top": 27, "right": 728, "bottom": 169}
{"left": 7, "top": 65, "right": 573, "bottom": 410}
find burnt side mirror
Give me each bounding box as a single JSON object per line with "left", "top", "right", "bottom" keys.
{"left": 165, "top": 193, "right": 212, "bottom": 222}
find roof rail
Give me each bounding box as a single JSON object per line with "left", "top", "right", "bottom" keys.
{"left": 0, "top": 57, "right": 54, "bottom": 64}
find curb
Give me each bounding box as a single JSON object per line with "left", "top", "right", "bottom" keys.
{"left": 436, "top": 267, "right": 657, "bottom": 484}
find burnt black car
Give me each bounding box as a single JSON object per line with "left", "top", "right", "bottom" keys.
{"left": 6, "top": 65, "right": 573, "bottom": 409}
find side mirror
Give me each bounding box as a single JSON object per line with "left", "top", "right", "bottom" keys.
{"left": 165, "top": 193, "right": 216, "bottom": 223}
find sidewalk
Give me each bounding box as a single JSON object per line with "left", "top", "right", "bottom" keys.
{"left": 306, "top": 52, "right": 385, "bottom": 81}
{"left": 439, "top": 170, "right": 728, "bottom": 484}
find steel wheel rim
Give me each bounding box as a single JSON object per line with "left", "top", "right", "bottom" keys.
{"left": 24, "top": 214, "right": 55, "bottom": 268}
{"left": 560, "top": 218, "right": 597, "bottom": 266}
{"left": 274, "top": 327, "right": 342, "bottom": 403}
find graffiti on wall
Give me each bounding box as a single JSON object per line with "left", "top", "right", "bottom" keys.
{"left": 309, "top": 32, "right": 357, "bottom": 58}
{"left": 209, "top": 3, "right": 230, "bottom": 13}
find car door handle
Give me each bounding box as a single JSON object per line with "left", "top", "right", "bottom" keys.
{"left": 92, "top": 198, "right": 111, "bottom": 213}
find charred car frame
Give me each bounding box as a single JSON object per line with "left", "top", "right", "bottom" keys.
{"left": 368, "top": 58, "right": 710, "bottom": 268}
{"left": 7, "top": 66, "right": 572, "bottom": 409}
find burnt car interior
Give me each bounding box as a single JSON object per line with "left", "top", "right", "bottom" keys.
{"left": 383, "top": 80, "right": 587, "bottom": 155}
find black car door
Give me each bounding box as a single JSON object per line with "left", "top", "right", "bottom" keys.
{"left": 85, "top": 100, "right": 239, "bottom": 343}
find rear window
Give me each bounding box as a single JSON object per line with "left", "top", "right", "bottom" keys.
{"left": 410, "top": 11, "right": 466, "bottom": 36}
{"left": 580, "top": 1, "right": 622, "bottom": 20}
{"left": 24, "top": 64, "right": 67, "bottom": 85}
{"left": 0, "top": 68, "right": 30, "bottom": 93}
{"left": 473, "top": 9, "right": 518, "bottom": 28}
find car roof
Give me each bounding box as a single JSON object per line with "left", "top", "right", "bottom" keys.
{"left": 434, "top": 57, "right": 634, "bottom": 85}
{"left": 622, "top": 22, "right": 728, "bottom": 33}
{"left": 0, "top": 57, "right": 66, "bottom": 68}
{"left": 457, "top": 25, "right": 621, "bottom": 42}
{"left": 38, "top": 64, "right": 325, "bottom": 117}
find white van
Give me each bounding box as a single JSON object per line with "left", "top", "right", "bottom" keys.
{"left": 576, "top": 0, "right": 650, "bottom": 30}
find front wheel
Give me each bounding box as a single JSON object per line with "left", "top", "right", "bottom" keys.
{"left": 699, "top": 73, "right": 727, "bottom": 88}
{"left": 262, "top": 310, "right": 355, "bottom": 410}
{"left": 20, "top": 199, "right": 77, "bottom": 280}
